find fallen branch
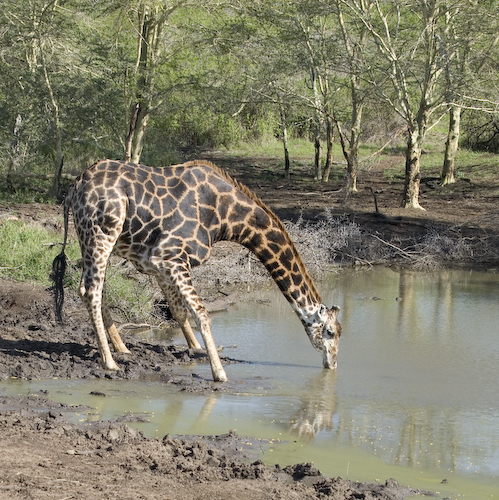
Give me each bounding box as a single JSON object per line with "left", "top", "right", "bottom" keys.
{"left": 117, "top": 322, "right": 165, "bottom": 333}
{"left": 371, "top": 234, "right": 415, "bottom": 259}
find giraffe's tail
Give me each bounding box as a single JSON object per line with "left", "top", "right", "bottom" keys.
{"left": 51, "top": 183, "right": 74, "bottom": 324}
{"left": 52, "top": 250, "right": 66, "bottom": 324}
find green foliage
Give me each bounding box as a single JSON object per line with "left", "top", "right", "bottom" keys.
{"left": 0, "top": 0, "right": 497, "bottom": 195}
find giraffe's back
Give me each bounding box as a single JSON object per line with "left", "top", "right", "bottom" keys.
{"left": 71, "top": 159, "right": 258, "bottom": 270}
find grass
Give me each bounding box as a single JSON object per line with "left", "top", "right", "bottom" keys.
{"left": 380, "top": 144, "right": 499, "bottom": 183}
{"left": 229, "top": 137, "right": 381, "bottom": 164}
{"left": 0, "top": 219, "right": 158, "bottom": 322}
{"left": 0, "top": 220, "right": 80, "bottom": 285}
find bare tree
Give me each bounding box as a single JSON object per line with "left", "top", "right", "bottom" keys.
{"left": 17, "top": 0, "right": 65, "bottom": 195}
{"left": 440, "top": 4, "right": 499, "bottom": 185}
{"left": 344, "top": 0, "right": 448, "bottom": 209}
{"left": 124, "top": 1, "right": 189, "bottom": 163}
{"left": 334, "top": 0, "right": 372, "bottom": 192}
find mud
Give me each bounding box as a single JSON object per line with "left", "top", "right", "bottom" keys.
{"left": 0, "top": 279, "right": 238, "bottom": 392}
{"left": 0, "top": 394, "right": 430, "bottom": 500}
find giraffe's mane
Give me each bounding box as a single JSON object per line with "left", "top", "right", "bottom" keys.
{"left": 182, "top": 160, "right": 322, "bottom": 303}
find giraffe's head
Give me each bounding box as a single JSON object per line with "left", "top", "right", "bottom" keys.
{"left": 305, "top": 304, "right": 342, "bottom": 370}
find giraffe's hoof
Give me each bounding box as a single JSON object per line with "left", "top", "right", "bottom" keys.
{"left": 101, "top": 360, "right": 120, "bottom": 371}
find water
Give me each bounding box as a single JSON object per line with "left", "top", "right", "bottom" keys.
{"left": 2, "top": 267, "right": 499, "bottom": 499}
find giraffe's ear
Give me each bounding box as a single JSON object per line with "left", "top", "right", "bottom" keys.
{"left": 317, "top": 304, "right": 328, "bottom": 322}
{"left": 331, "top": 305, "right": 340, "bottom": 315}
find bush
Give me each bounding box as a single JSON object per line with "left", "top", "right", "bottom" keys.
{"left": 462, "top": 112, "right": 499, "bottom": 153}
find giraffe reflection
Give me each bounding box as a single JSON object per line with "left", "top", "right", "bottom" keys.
{"left": 289, "top": 369, "right": 337, "bottom": 441}
{"left": 52, "top": 160, "right": 341, "bottom": 382}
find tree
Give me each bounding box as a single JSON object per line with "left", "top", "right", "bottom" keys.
{"left": 0, "top": 0, "right": 127, "bottom": 189}
{"left": 333, "top": 0, "right": 372, "bottom": 191}
{"left": 237, "top": 1, "right": 341, "bottom": 182}
{"left": 1, "top": 0, "right": 67, "bottom": 194}
{"left": 124, "top": 1, "right": 190, "bottom": 163}
{"left": 439, "top": 2, "right": 499, "bottom": 185}
{"left": 344, "top": 0, "right": 450, "bottom": 209}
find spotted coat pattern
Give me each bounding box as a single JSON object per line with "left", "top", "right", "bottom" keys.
{"left": 55, "top": 160, "right": 342, "bottom": 381}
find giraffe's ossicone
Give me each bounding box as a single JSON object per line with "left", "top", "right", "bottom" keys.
{"left": 52, "top": 160, "right": 342, "bottom": 381}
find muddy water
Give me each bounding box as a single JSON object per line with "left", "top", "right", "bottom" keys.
{"left": 3, "top": 267, "right": 499, "bottom": 499}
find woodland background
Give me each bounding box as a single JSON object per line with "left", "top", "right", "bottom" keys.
{"left": 1, "top": 0, "right": 499, "bottom": 208}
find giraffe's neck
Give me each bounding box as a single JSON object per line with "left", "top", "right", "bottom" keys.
{"left": 223, "top": 210, "right": 322, "bottom": 322}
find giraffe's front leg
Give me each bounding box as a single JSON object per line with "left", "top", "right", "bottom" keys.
{"left": 195, "top": 308, "right": 228, "bottom": 382}
{"left": 159, "top": 266, "right": 228, "bottom": 382}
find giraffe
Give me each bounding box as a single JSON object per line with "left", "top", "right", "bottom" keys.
{"left": 52, "top": 160, "right": 342, "bottom": 382}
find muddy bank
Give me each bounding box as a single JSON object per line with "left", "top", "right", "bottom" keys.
{"left": 0, "top": 278, "right": 240, "bottom": 391}
{"left": 0, "top": 395, "right": 430, "bottom": 500}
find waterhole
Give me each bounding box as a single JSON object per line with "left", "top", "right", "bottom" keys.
{"left": 3, "top": 267, "right": 499, "bottom": 499}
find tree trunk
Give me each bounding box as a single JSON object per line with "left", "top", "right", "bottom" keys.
{"left": 313, "top": 128, "right": 322, "bottom": 181}
{"left": 345, "top": 155, "right": 358, "bottom": 192}
{"left": 322, "top": 115, "right": 334, "bottom": 182}
{"left": 7, "top": 114, "right": 22, "bottom": 191}
{"left": 278, "top": 100, "right": 291, "bottom": 180}
{"left": 336, "top": 119, "right": 359, "bottom": 193}
{"left": 312, "top": 92, "right": 322, "bottom": 181}
{"left": 125, "top": 4, "right": 159, "bottom": 163}
{"left": 346, "top": 86, "right": 363, "bottom": 192}
{"left": 38, "top": 38, "right": 63, "bottom": 196}
{"left": 124, "top": 103, "right": 140, "bottom": 162}
{"left": 441, "top": 105, "right": 461, "bottom": 186}
{"left": 129, "top": 104, "right": 150, "bottom": 164}
{"left": 402, "top": 128, "right": 425, "bottom": 209}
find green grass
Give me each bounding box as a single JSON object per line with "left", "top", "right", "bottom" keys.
{"left": 0, "top": 220, "right": 80, "bottom": 285}
{"left": 0, "top": 219, "right": 158, "bottom": 322}
{"left": 380, "top": 144, "right": 499, "bottom": 184}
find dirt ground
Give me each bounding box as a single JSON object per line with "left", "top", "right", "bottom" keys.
{"left": 2, "top": 155, "right": 498, "bottom": 499}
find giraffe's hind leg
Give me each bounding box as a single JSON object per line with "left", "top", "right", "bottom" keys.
{"left": 102, "top": 283, "right": 130, "bottom": 354}
{"left": 79, "top": 238, "right": 120, "bottom": 371}
{"left": 156, "top": 276, "right": 202, "bottom": 350}
{"left": 156, "top": 262, "right": 227, "bottom": 382}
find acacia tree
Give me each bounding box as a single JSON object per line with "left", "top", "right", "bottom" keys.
{"left": 345, "top": 0, "right": 450, "bottom": 209}
{"left": 239, "top": 1, "right": 342, "bottom": 182}
{"left": 439, "top": 2, "right": 499, "bottom": 185}
{"left": 2, "top": 0, "right": 68, "bottom": 194}
{"left": 333, "top": 0, "right": 372, "bottom": 191}
{"left": 123, "top": 0, "right": 191, "bottom": 163}
{"left": 1, "top": 0, "right": 126, "bottom": 189}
